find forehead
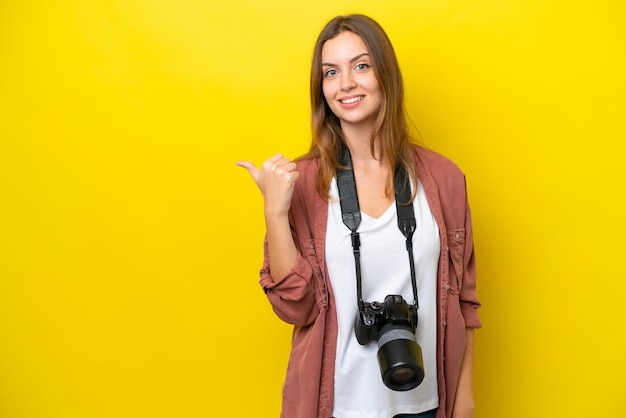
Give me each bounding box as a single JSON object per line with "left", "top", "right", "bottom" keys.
{"left": 321, "top": 31, "right": 369, "bottom": 62}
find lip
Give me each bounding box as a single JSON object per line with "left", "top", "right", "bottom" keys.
{"left": 338, "top": 95, "right": 364, "bottom": 108}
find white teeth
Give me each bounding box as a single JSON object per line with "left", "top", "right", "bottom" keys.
{"left": 341, "top": 96, "right": 363, "bottom": 104}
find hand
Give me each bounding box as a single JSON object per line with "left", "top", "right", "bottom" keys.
{"left": 451, "top": 394, "right": 475, "bottom": 418}
{"left": 452, "top": 328, "right": 475, "bottom": 418}
{"left": 236, "top": 154, "right": 300, "bottom": 216}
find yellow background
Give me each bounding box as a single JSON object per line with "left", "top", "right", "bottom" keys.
{"left": 1, "top": 1, "right": 624, "bottom": 417}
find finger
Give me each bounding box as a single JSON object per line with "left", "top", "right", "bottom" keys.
{"left": 235, "top": 160, "right": 260, "bottom": 181}
{"left": 268, "top": 158, "right": 297, "bottom": 175}
{"left": 289, "top": 170, "right": 300, "bottom": 185}
{"left": 235, "top": 160, "right": 257, "bottom": 172}
{"left": 266, "top": 153, "right": 284, "bottom": 163}
{"left": 279, "top": 161, "right": 298, "bottom": 173}
{"left": 263, "top": 153, "right": 286, "bottom": 170}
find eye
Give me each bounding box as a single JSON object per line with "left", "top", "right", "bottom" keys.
{"left": 355, "top": 62, "right": 370, "bottom": 71}
{"left": 324, "top": 68, "right": 338, "bottom": 77}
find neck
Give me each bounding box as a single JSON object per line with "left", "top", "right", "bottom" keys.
{"left": 344, "top": 140, "right": 388, "bottom": 175}
{"left": 342, "top": 122, "right": 383, "bottom": 164}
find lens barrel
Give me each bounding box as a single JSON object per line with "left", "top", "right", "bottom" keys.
{"left": 377, "top": 327, "right": 425, "bottom": 391}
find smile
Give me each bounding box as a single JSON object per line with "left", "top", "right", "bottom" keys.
{"left": 340, "top": 96, "right": 363, "bottom": 104}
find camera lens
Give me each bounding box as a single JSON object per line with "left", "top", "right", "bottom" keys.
{"left": 376, "top": 326, "right": 425, "bottom": 391}
{"left": 390, "top": 365, "right": 418, "bottom": 384}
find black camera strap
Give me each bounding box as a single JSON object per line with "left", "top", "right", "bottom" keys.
{"left": 336, "top": 145, "right": 419, "bottom": 311}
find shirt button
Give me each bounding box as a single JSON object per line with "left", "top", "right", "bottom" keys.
{"left": 455, "top": 233, "right": 461, "bottom": 240}
{"left": 445, "top": 284, "right": 450, "bottom": 290}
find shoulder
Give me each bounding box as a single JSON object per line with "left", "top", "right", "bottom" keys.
{"left": 294, "top": 154, "right": 320, "bottom": 172}
{"left": 291, "top": 155, "right": 320, "bottom": 203}
{"left": 288, "top": 155, "right": 324, "bottom": 229}
{"left": 294, "top": 155, "right": 320, "bottom": 187}
{"left": 411, "top": 145, "right": 469, "bottom": 222}
{"left": 411, "top": 144, "right": 465, "bottom": 180}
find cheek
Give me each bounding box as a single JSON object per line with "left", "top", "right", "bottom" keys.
{"left": 322, "top": 81, "right": 336, "bottom": 103}
{"left": 364, "top": 77, "right": 381, "bottom": 94}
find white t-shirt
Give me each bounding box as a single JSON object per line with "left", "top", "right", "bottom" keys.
{"left": 326, "top": 178, "right": 440, "bottom": 418}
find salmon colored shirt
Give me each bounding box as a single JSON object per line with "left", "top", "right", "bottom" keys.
{"left": 259, "top": 146, "right": 481, "bottom": 418}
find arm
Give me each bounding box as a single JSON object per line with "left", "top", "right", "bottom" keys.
{"left": 238, "top": 155, "right": 319, "bottom": 326}
{"left": 452, "top": 328, "right": 475, "bottom": 418}
{"left": 237, "top": 154, "right": 299, "bottom": 281}
{"left": 263, "top": 201, "right": 297, "bottom": 281}
{"left": 454, "top": 177, "right": 480, "bottom": 418}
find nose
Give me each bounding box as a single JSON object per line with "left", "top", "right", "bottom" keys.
{"left": 340, "top": 72, "right": 356, "bottom": 91}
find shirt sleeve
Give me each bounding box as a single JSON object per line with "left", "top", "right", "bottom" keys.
{"left": 459, "top": 178, "right": 481, "bottom": 329}
{"left": 259, "top": 237, "right": 320, "bottom": 327}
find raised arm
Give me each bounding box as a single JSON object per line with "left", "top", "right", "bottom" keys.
{"left": 237, "top": 154, "right": 300, "bottom": 281}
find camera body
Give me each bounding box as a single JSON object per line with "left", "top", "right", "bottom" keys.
{"left": 355, "top": 294, "right": 425, "bottom": 391}
{"left": 355, "top": 294, "right": 418, "bottom": 344}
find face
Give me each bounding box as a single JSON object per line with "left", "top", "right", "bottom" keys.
{"left": 321, "top": 31, "right": 383, "bottom": 130}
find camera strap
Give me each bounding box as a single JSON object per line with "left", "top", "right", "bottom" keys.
{"left": 336, "top": 145, "right": 419, "bottom": 311}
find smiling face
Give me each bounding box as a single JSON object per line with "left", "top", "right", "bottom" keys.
{"left": 321, "top": 31, "right": 383, "bottom": 131}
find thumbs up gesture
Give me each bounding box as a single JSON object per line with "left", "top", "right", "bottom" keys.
{"left": 236, "top": 154, "right": 300, "bottom": 216}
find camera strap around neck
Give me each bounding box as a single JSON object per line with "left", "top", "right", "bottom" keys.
{"left": 336, "top": 145, "right": 419, "bottom": 311}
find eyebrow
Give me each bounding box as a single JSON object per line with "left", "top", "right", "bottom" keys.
{"left": 322, "top": 52, "right": 369, "bottom": 67}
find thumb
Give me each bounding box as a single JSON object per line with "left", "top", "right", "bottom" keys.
{"left": 236, "top": 160, "right": 260, "bottom": 183}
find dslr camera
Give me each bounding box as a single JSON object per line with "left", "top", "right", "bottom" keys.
{"left": 355, "top": 294, "right": 425, "bottom": 391}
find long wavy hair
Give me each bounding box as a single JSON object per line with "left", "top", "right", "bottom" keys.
{"left": 304, "top": 14, "right": 417, "bottom": 200}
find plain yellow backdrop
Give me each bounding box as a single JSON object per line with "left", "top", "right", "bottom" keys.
{"left": 1, "top": 1, "right": 624, "bottom": 417}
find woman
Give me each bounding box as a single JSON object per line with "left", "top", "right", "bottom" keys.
{"left": 237, "top": 14, "right": 481, "bottom": 418}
